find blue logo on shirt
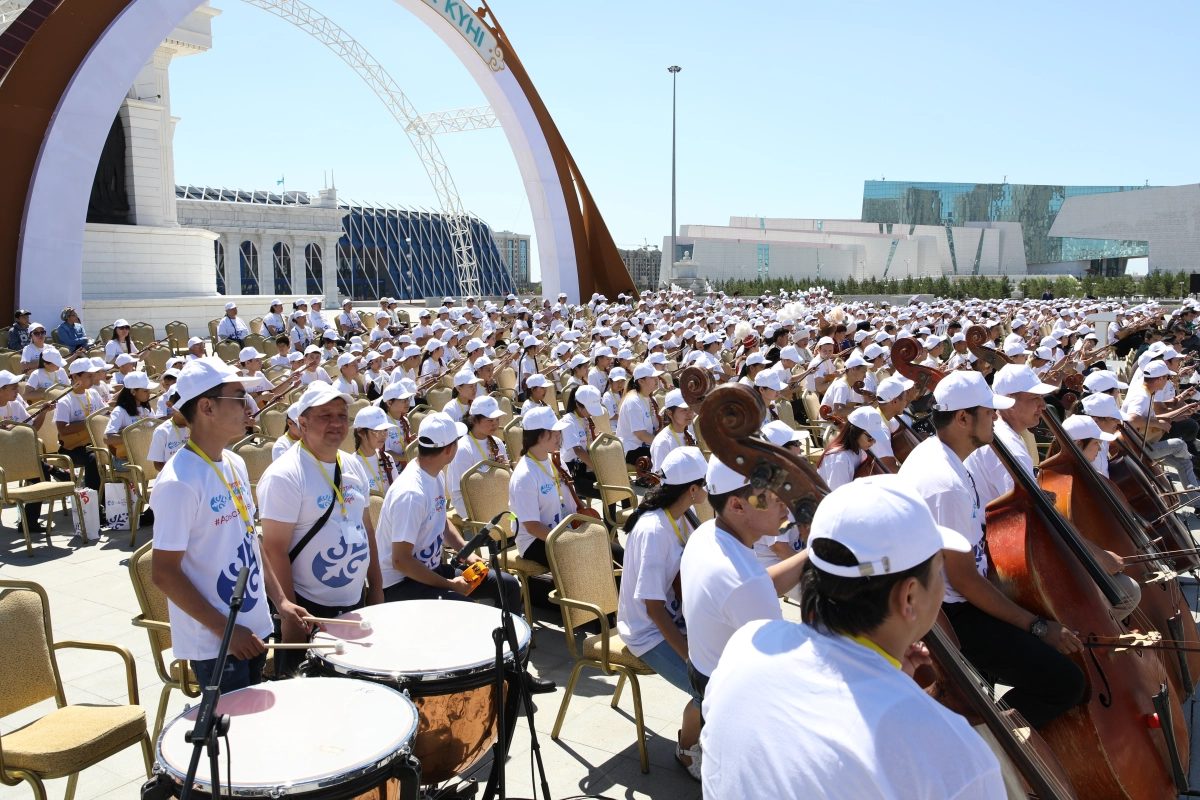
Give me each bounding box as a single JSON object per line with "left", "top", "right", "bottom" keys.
{"left": 311, "top": 533, "right": 369, "bottom": 588}
{"left": 316, "top": 493, "right": 333, "bottom": 510}
{"left": 216, "top": 539, "right": 260, "bottom": 612}
{"left": 539, "top": 484, "right": 553, "bottom": 495}
{"left": 210, "top": 494, "right": 228, "bottom": 512}
{"left": 418, "top": 533, "right": 444, "bottom": 568}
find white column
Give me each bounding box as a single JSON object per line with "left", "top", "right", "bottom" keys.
{"left": 290, "top": 236, "right": 305, "bottom": 297}
{"left": 323, "top": 235, "right": 340, "bottom": 306}
{"left": 225, "top": 234, "right": 243, "bottom": 296}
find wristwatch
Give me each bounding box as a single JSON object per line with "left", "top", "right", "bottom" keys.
{"left": 1030, "top": 617, "right": 1049, "bottom": 638}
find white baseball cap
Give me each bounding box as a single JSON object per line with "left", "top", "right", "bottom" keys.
{"left": 224, "top": 302, "right": 237, "bottom": 311}
{"left": 847, "top": 406, "right": 888, "bottom": 437}
{"left": 381, "top": 379, "right": 417, "bottom": 403}
{"left": 270, "top": 298, "right": 282, "bottom": 306}
{"left": 69, "top": 359, "right": 93, "bottom": 375}
{"left": 418, "top": 411, "right": 467, "bottom": 447}
{"left": 753, "top": 369, "right": 788, "bottom": 391}
{"left": 469, "top": 395, "right": 506, "bottom": 419}
{"left": 761, "top": 420, "right": 798, "bottom": 447}
{"left": 114, "top": 353, "right": 135, "bottom": 368}
{"left": 1144, "top": 361, "right": 1176, "bottom": 378}
{"left": 992, "top": 364, "right": 1057, "bottom": 397}
{"left": 41, "top": 349, "right": 64, "bottom": 367}
{"left": 113, "top": 318, "right": 130, "bottom": 328}
{"left": 239, "top": 347, "right": 266, "bottom": 362}
{"left": 705, "top": 454, "right": 751, "bottom": 495}
{"left": 843, "top": 351, "right": 868, "bottom": 369}
{"left": 287, "top": 352, "right": 304, "bottom": 363}
{"left": 336, "top": 353, "right": 357, "bottom": 368}
{"left": 744, "top": 353, "right": 766, "bottom": 367}
{"left": 0, "top": 370, "right": 20, "bottom": 388}
{"left": 454, "top": 370, "right": 482, "bottom": 387}
{"left": 122, "top": 372, "right": 158, "bottom": 391}
{"left": 304, "top": 345, "right": 323, "bottom": 356}
{"left": 632, "top": 363, "right": 663, "bottom": 381}
{"left": 779, "top": 345, "right": 801, "bottom": 362}
{"left": 661, "top": 446, "right": 707, "bottom": 486}
{"left": 296, "top": 382, "right": 353, "bottom": 415}
{"left": 876, "top": 375, "right": 914, "bottom": 404}
{"left": 1082, "top": 392, "right": 1129, "bottom": 421}
{"left": 1063, "top": 414, "right": 1117, "bottom": 443}
{"left": 662, "top": 388, "right": 688, "bottom": 410}
{"left": 932, "top": 371, "right": 1014, "bottom": 412}
{"left": 525, "top": 373, "right": 549, "bottom": 389}
{"left": 310, "top": 297, "right": 322, "bottom": 306}
{"left": 574, "top": 385, "right": 605, "bottom": 416}
{"left": 808, "top": 475, "right": 971, "bottom": 578}
{"left": 354, "top": 405, "right": 396, "bottom": 431}
{"left": 1003, "top": 342, "right": 1030, "bottom": 358}
{"left": 609, "top": 367, "right": 628, "bottom": 382}
{"left": 174, "top": 357, "right": 258, "bottom": 406}
{"left": 522, "top": 405, "right": 571, "bottom": 432}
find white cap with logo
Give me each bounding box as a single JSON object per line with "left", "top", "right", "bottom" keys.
{"left": 991, "top": 364, "right": 1056, "bottom": 397}
{"left": 660, "top": 446, "right": 707, "bottom": 486}
{"left": 174, "top": 357, "right": 258, "bottom": 406}
{"left": 418, "top": 412, "right": 468, "bottom": 447}
{"left": 296, "top": 383, "right": 353, "bottom": 415}
{"left": 705, "top": 454, "right": 750, "bottom": 495}
{"left": 932, "top": 371, "right": 1014, "bottom": 412}
{"left": 523, "top": 405, "right": 571, "bottom": 432}
{"left": 1063, "top": 414, "right": 1118, "bottom": 443}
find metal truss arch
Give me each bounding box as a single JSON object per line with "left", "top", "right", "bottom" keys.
{"left": 240, "top": 0, "right": 485, "bottom": 298}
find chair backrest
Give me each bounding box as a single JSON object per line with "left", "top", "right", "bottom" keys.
{"left": 543, "top": 383, "right": 559, "bottom": 413}
{"left": 36, "top": 393, "right": 62, "bottom": 454}
{"left": 142, "top": 345, "right": 170, "bottom": 378}
{"left": 460, "top": 461, "right": 512, "bottom": 532}
{"left": 546, "top": 517, "right": 620, "bottom": 631}
{"left": 129, "top": 322, "right": 155, "bottom": 350}
{"left": 802, "top": 391, "right": 822, "bottom": 425}
{"left": 592, "top": 412, "right": 613, "bottom": 436}
{"left": 98, "top": 324, "right": 115, "bottom": 344}
{"left": 215, "top": 339, "right": 241, "bottom": 364}
{"left": 286, "top": 385, "right": 308, "bottom": 405}
{"left": 263, "top": 366, "right": 288, "bottom": 384}
{"left": 427, "top": 387, "right": 452, "bottom": 413}
{"left": 128, "top": 542, "right": 174, "bottom": 658}
{"left": 231, "top": 436, "right": 276, "bottom": 505}
{"left": 165, "top": 321, "right": 189, "bottom": 352}
{"left": 340, "top": 399, "right": 371, "bottom": 453}
{"left": 588, "top": 433, "right": 631, "bottom": 495}
{"left": 122, "top": 417, "right": 160, "bottom": 480}
{"left": 408, "top": 405, "right": 430, "bottom": 435}
{"left": 369, "top": 493, "right": 385, "bottom": 530}
{"left": 693, "top": 415, "right": 710, "bottom": 457}
{"left": 492, "top": 392, "right": 513, "bottom": 428}
{"left": 693, "top": 498, "right": 714, "bottom": 523}
{"left": 249, "top": 317, "right": 264, "bottom": 335}
{"left": 504, "top": 419, "right": 524, "bottom": 462}
{"left": 258, "top": 404, "right": 289, "bottom": 439}
{"left": 6, "top": 352, "right": 20, "bottom": 373}
{"left": 777, "top": 398, "right": 797, "bottom": 430}
{"left": 321, "top": 361, "right": 339, "bottom": 379}
{"left": 244, "top": 333, "right": 269, "bottom": 354}
{"left": 86, "top": 410, "right": 112, "bottom": 451}
{"left": 496, "top": 366, "right": 517, "bottom": 392}
{"left": 359, "top": 310, "right": 376, "bottom": 331}
{"left": 207, "top": 319, "right": 220, "bottom": 346}
{"left": 0, "top": 581, "right": 63, "bottom": 717}
{"left": 404, "top": 437, "right": 419, "bottom": 464}
{"left": 0, "top": 424, "right": 45, "bottom": 483}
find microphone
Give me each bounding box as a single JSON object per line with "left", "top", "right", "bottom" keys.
{"left": 231, "top": 566, "right": 249, "bottom": 610}
{"left": 453, "top": 511, "right": 512, "bottom": 568}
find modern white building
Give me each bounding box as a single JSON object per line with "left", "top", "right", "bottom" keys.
{"left": 661, "top": 217, "right": 1027, "bottom": 286}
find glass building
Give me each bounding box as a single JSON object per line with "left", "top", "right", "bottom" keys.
{"left": 861, "top": 181, "right": 1152, "bottom": 274}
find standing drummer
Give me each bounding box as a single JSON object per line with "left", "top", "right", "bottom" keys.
{"left": 152, "top": 358, "right": 310, "bottom": 692}
{"left": 258, "top": 382, "right": 386, "bottom": 675}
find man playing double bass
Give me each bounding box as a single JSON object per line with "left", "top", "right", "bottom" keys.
{"left": 898, "top": 371, "right": 1086, "bottom": 729}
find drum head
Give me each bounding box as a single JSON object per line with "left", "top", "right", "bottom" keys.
{"left": 313, "top": 600, "right": 532, "bottom": 680}
{"left": 157, "top": 678, "right": 417, "bottom": 795}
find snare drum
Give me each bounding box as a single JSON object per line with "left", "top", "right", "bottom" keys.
{"left": 155, "top": 677, "right": 419, "bottom": 798}
{"left": 307, "top": 600, "right": 531, "bottom": 785}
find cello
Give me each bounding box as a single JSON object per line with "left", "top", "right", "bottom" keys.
{"left": 891, "top": 343, "right": 1193, "bottom": 799}
{"left": 1105, "top": 434, "right": 1200, "bottom": 572}
{"left": 678, "top": 367, "right": 1079, "bottom": 800}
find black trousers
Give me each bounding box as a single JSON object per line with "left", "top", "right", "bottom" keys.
{"left": 383, "top": 562, "right": 522, "bottom": 611}
{"left": 943, "top": 601, "right": 1085, "bottom": 729}
{"left": 566, "top": 460, "right": 600, "bottom": 500}
{"left": 1168, "top": 417, "right": 1199, "bottom": 456}
{"left": 272, "top": 590, "right": 365, "bottom": 677}
{"left": 624, "top": 445, "right": 651, "bottom": 466}
{"left": 61, "top": 444, "right": 100, "bottom": 491}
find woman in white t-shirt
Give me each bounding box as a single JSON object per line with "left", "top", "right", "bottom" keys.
{"left": 519, "top": 373, "right": 553, "bottom": 418}
{"left": 615, "top": 363, "right": 662, "bottom": 466}
{"left": 816, "top": 407, "right": 889, "bottom": 491}
{"left": 602, "top": 368, "right": 627, "bottom": 428}
{"left": 508, "top": 407, "right": 586, "bottom": 566}
{"left": 289, "top": 312, "right": 314, "bottom": 353}
{"left": 649, "top": 389, "right": 695, "bottom": 472}
{"left": 25, "top": 348, "right": 69, "bottom": 400}
{"left": 446, "top": 395, "right": 509, "bottom": 522}
{"left": 298, "top": 348, "right": 332, "bottom": 387}
{"left": 444, "top": 371, "right": 481, "bottom": 423}
{"left": 148, "top": 406, "right": 190, "bottom": 472}
{"left": 104, "top": 319, "right": 144, "bottom": 365}
{"left": 352, "top": 406, "right": 397, "bottom": 495}
{"left": 262, "top": 300, "right": 286, "bottom": 337}
{"left": 272, "top": 405, "right": 303, "bottom": 461}
{"left": 615, "top": 447, "right": 708, "bottom": 777}
{"left": 104, "top": 372, "right": 158, "bottom": 457}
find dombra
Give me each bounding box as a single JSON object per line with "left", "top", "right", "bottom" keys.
{"left": 154, "top": 677, "right": 420, "bottom": 798}
{"left": 304, "top": 600, "right": 530, "bottom": 785}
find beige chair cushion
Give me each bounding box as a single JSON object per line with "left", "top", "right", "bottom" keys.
{"left": 582, "top": 631, "right": 650, "bottom": 671}
{"left": 3, "top": 704, "right": 146, "bottom": 775}
{"left": 504, "top": 547, "right": 549, "bottom": 577}
{"left": 3, "top": 482, "right": 75, "bottom": 503}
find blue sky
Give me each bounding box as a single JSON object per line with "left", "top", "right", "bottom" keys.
{"left": 171, "top": 0, "right": 1200, "bottom": 280}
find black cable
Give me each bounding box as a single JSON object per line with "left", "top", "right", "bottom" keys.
{"left": 223, "top": 734, "right": 231, "bottom": 797}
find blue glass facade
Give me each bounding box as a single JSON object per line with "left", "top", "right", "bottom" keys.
{"left": 861, "top": 181, "right": 1151, "bottom": 267}
{"left": 337, "top": 204, "right": 516, "bottom": 301}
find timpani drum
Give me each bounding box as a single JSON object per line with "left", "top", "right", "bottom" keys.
{"left": 154, "top": 678, "right": 419, "bottom": 799}
{"left": 307, "top": 600, "right": 531, "bottom": 785}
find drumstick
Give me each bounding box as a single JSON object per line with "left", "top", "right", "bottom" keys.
{"left": 265, "top": 642, "right": 346, "bottom": 653}
{"left": 273, "top": 613, "right": 372, "bottom": 630}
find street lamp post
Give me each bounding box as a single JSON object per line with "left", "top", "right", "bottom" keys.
{"left": 404, "top": 237, "right": 413, "bottom": 300}
{"left": 668, "top": 65, "right": 681, "bottom": 288}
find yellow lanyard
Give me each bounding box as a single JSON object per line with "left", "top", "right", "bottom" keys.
{"left": 471, "top": 433, "right": 490, "bottom": 460}
{"left": 357, "top": 449, "right": 383, "bottom": 488}
{"left": 74, "top": 390, "right": 93, "bottom": 416}
{"left": 169, "top": 422, "right": 187, "bottom": 446}
{"left": 300, "top": 442, "right": 346, "bottom": 517}
{"left": 670, "top": 426, "right": 685, "bottom": 448}
{"left": 186, "top": 442, "right": 254, "bottom": 538}
{"left": 666, "top": 509, "right": 689, "bottom": 546}
{"left": 572, "top": 413, "right": 590, "bottom": 444}
{"left": 527, "top": 455, "right": 564, "bottom": 506}
{"left": 847, "top": 633, "right": 901, "bottom": 669}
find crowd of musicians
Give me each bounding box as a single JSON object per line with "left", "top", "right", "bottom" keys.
{"left": 7, "top": 286, "right": 1200, "bottom": 797}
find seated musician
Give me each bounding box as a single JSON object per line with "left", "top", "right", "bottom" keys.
{"left": 751, "top": 422, "right": 808, "bottom": 601}
{"left": 588, "top": 347, "right": 614, "bottom": 393}
{"left": 821, "top": 351, "right": 869, "bottom": 420}
{"left": 679, "top": 456, "right": 806, "bottom": 703}
{"left": 319, "top": 330, "right": 341, "bottom": 363}
{"left": 289, "top": 311, "right": 314, "bottom": 353}
{"left": 1078, "top": 393, "right": 1127, "bottom": 477}
{"left": 263, "top": 299, "right": 286, "bottom": 337}
{"left": 867, "top": 375, "right": 915, "bottom": 472}
{"left": 337, "top": 299, "right": 365, "bottom": 337}
{"left": 1122, "top": 360, "right": 1199, "bottom": 489}
{"left": 308, "top": 297, "right": 333, "bottom": 343}
{"left": 898, "top": 371, "right": 1086, "bottom": 729}
{"left": 964, "top": 364, "right": 1140, "bottom": 617}
{"left": 267, "top": 335, "right": 292, "bottom": 370}
{"left": 272, "top": 403, "right": 302, "bottom": 461}
{"left": 446, "top": 395, "right": 510, "bottom": 528}
{"left": 817, "top": 407, "right": 889, "bottom": 491}
{"left": 0, "top": 370, "right": 58, "bottom": 530}
{"left": 26, "top": 348, "right": 69, "bottom": 399}
{"left": 55, "top": 359, "right": 104, "bottom": 493}
{"left": 332, "top": 353, "right": 361, "bottom": 396}
{"left": 616, "top": 363, "right": 663, "bottom": 467}
{"left": 650, "top": 389, "right": 695, "bottom": 472}
{"left": 444, "top": 370, "right": 482, "bottom": 423}
{"left": 752, "top": 368, "right": 787, "bottom": 424}
{"left": 616, "top": 447, "right": 709, "bottom": 780}
{"left": 217, "top": 302, "right": 251, "bottom": 344}
{"left": 298, "top": 345, "right": 333, "bottom": 387}
{"left": 560, "top": 385, "right": 603, "bottom": 500}
{"left": 152, "top": 357, "right": 307, "bottom": 693}
{"left": 19, "top": 322, "right": 50, "bottom": 374}
{"left": 700, "top": 475, "right": 1005, "bottom": 798}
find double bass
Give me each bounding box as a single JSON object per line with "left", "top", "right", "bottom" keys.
{"left": 816, "top": 404, "right": 891, "bottom": 478}
{"left": 891, "top": 341, "right": 1193, "bottom": 799}
{"left": 678, "top": 367, "right": 1079, "bottom": 800}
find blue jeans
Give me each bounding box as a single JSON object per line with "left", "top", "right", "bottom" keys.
{"left": 638, "top": 639, "right": 701, "bottom": 708}
{"left": 191, "top": 652, "right": 267, "bottom": 694}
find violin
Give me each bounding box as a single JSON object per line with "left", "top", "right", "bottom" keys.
{"left": 677, "top": 366, "right": 1079, "bottom": 800}
{"left": 891, "top": 345, "right": 1193, "bottom": 799}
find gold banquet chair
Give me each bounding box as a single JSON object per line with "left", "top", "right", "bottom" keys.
{"left": 588, "top": 433, "right": 638, "bottom": 530}
{"left": 460, "top": 461, "right": 545, "bottom": 634}
{"left": 426, "top": 387, "right": 452, "bottom": 413}
{"left": 257, "top": 403, "right": 290, "bottom": 439}
{"left": 120, "top": 418, "right": 160, "bottom": 546}
{"left": 503, "top": 419, "right": 524, "bottom": 465}
{"left": 127, "top": 542, "right": 199, "bottom": 742}
{"left": 0, "top": 424, "right": 80, "bottom": 555}
{"left": 231, "top": 435, "right": 276, "bottom": 510}
{"left": 0, "top": 581, "right": 153, "bottom": 800}
{"left": 547, "top": 515, "right": 654, "bottom": 773}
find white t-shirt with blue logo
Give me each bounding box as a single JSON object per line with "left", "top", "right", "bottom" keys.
{"left": 151, "top": 447, "right": 271, "bottom": 661}
{"left": 147, "top": 420, "right": 189, "bottom": 464}
{"left": 617, "top": 509, "right": 688, "bottom": 658}
{"left": 616, "top": 392, "right": 656, "bottom": 453}
{"left": 509, "top": 455, "right": 577, "bottom": 556}
{"left": 375, "top": 460, "right": 449, "bottom": 589}
{"left": 258, "top": 445, "right": 373, "bottom": 607}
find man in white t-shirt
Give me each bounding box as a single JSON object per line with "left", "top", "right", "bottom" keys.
{"left": 679, "top": 455, "right": 806, "bottom": 695}
{"left": 217, "top": 302, "right": 251, "bottom": 343}
{"left": 701, "top": 475, "right": 1005, "bottom": 800}
{"left": 259, "top": 382, "right": 385, "bottom": 674}
{"left": 898, "top": 371, "right": 1085, "bottom": 729}
{"left": 151, "top": 357, "right": 308, "bottom": 692}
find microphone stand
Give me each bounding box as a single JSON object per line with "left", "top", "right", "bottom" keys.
{"left": 179, "top": 566, "right": 248, "bottom": 800}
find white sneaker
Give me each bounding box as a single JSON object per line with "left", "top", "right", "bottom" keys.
{"left": 675, "top": 741, "right": 702, "bottom": 782}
